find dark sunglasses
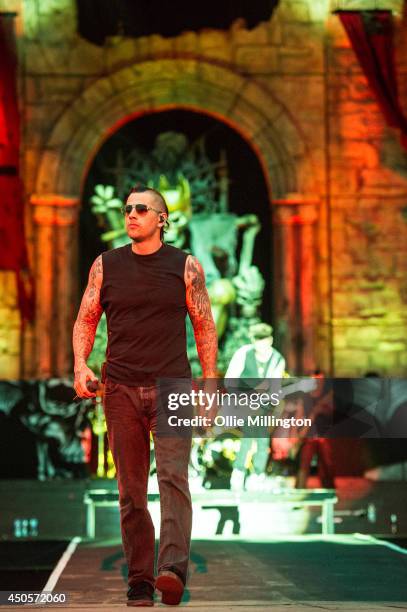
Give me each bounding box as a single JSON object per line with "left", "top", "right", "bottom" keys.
{"left": 122, "top": 203, "right": 163, "bottom": 215}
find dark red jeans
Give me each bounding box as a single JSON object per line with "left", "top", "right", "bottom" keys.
{"left": 103, "top": 379, "right": 192, "bottom": 589}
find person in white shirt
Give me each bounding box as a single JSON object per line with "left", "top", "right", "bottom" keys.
{"left": 225, "top": 323, "right": 286, "bottom": 491}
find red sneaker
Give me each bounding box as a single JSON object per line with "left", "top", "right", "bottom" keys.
{"left": 155, "top": 570, "right": 184, "bottom": 605}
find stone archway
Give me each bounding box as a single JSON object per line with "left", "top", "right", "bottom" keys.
{"left": 29, "top": 57, "right": 322, "bottom": 377}
{"left": 35, "top": 58, "right": 313, "bottom": 197}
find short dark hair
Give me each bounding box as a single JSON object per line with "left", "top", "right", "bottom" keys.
{"left": 127, "top": 184, "right": 169, "bottom": 240}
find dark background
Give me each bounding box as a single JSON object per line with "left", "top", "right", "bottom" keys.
{"left": 76, "top": 0, "right": 280, "bottom": 45}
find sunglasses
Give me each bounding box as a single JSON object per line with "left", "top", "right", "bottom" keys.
{"left": 122, "top": 203, "right": 163, "bottom": 216}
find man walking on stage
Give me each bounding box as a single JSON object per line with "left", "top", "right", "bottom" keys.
{"left": 73, "top": 185, "right": 217, "bottom": 607}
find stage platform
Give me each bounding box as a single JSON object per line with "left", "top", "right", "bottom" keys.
{"left": 1, "top": 477, "right": 407, "bottom": 541}
{"left": 2, "top": 534, "right": 406, "bottom": 610}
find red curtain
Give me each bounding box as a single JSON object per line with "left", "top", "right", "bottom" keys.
{"left": 0, "top": 14, "right": 34, "bottom": 320}
{"left": 339, "top": 10, "right": 407, "bottom": 150}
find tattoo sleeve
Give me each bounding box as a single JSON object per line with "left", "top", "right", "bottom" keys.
{"left": 73, "top": 255, "right": 103, "bottom": 370}
{"left": 185, "top": 255, "right": 218, "bottom": 377}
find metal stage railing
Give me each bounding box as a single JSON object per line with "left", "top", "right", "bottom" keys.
{"left": 83, "top": 488, "right": 338, "bottom": 539}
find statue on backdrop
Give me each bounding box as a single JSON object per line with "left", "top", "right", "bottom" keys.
{"left": 88, "top": 131, "right": 266, "bottom": 375}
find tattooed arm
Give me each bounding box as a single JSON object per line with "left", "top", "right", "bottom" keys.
{"left": 185, "top": 255, "right": 218, "bottom": 377}
{"left": 73, "top": 255, "right": 103, "bottom": 398}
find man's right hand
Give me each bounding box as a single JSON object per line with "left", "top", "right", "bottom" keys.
{"left": 74, "top": 364, "right": 98, "bottom": 398}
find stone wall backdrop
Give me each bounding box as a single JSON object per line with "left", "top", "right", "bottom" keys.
{"left": 0, "top": 0, "right": 406, "bottom": 378}
{"left": 326, "top": 1, "right": 407, "bottom": 375}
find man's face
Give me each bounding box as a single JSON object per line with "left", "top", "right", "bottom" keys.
{"left": 253, "top": 336, "right": 273, "bottom": 357}
{"left": 124, "top": 191, "right": 166, "bottom": 243}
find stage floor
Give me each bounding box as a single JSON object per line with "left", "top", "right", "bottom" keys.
{"left": 7, "top": 534, "right": 405, "bottom": 611}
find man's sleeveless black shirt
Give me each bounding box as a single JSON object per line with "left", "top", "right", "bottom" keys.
{"left": 100, "top": 243, "right": 191, "bottom": 384}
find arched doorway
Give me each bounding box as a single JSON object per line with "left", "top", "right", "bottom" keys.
{"left": 81, "top": 109, "right": 272, "bottom": 314}
{"left": 80, "top": 108, "right": 273, "bottom": 374}
{"left": 29, "top": 58, "right": 324, "bottom": 377}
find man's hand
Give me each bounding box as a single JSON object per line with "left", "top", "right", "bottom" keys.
{"left": 74, "top": 364, "right": 98, "bottom": 399}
